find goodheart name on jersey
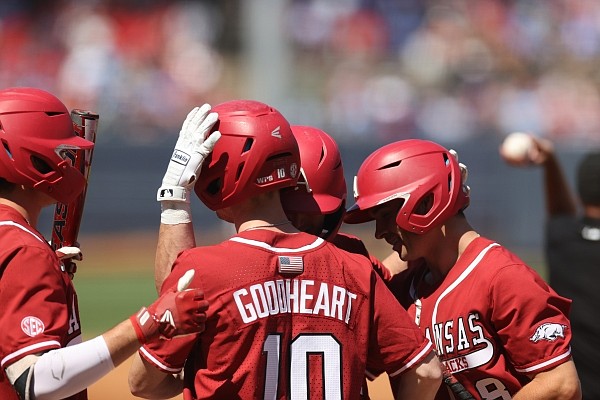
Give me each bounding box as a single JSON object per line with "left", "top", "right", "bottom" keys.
{"left": 233, "top": 278, "right": 357, "bottom": 324}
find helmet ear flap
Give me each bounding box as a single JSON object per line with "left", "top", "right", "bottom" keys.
{"left": 321, "top": 200, "right": 346, "bottom": 239}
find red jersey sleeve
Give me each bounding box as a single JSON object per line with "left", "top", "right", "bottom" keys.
{"left": 489, "top": 262, "right": 573, "bottom": 374}
{"left": 140, "top": 256, "right": 203, "bottom": 373}
{"left": 366, "top": 271, "right": 434, "bottom": 379}
{"left": 0, "top": 245, "right": 76, "bottom": 368}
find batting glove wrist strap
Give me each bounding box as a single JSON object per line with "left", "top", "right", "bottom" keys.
{"left": 157, "top": 185, "right": 190, "bottom": 203}
{"left": 131, "top": 270, "right": 208, "bottom": 344}
{"left": 131, "top": 307, "right": 159, "bottom": 344}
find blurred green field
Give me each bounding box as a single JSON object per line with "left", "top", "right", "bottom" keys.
{"left": 72, "top": 231, "right": 161, "bottom": 336}
{"left": 75, "top": 272, "right": 156, "bottom": 335}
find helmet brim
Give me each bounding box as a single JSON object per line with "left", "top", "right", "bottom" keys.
{"left": 62, "top": 134, "right": 95, "bottom": 149}
{"left": 344, "top": 202, "right": 374, "bottom": 224}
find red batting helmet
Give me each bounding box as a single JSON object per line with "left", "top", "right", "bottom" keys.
{"left": 0, "top": 87, "right": 94, "bottom": 203}
{"left": 195, "top": 100, "right": 300, "bottom": 210}
{"left": 280, "top": 126, "right": 346, "bottom": 238}
{"left": 345, "top": 139, "right": 469, "bottom": 233}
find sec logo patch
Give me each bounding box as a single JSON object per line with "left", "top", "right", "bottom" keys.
{"left": 21, "top": 316, "right": 45, "bottom": 337}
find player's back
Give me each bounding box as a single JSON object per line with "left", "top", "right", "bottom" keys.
{"left": 157, "top": 229, "right": 430, "bottom": 399}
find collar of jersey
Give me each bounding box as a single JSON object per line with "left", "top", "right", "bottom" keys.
{"left": 229, "top": 234, "right": 325, "bottom": 253}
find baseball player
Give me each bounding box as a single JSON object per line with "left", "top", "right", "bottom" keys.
{"left": 0, "top": 87, "right": 208, "bottom": 400}
{"left": 128, "top": 100, "right": 442, "bottom": 399}
{"left": 500, "top": 135, "right": 600, "bottom": 398}
{"left": 344, "top": 139, "right": 582, "bottom": 399}
{"left": 280, "top": 125, "right": 405, "bottom": 281}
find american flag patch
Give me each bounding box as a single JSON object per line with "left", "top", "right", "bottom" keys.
{"left": 278, "top": 255, "right": 304, "bottom": 274}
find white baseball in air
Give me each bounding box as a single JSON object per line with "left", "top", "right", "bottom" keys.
{"left": 501, "top": 132, "right": 533, "bottom": 162}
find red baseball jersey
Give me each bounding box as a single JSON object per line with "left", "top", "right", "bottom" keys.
{"left": 387, "top": 236, "right": 573, "bottom": 399}
{"left": 0, "top": 205, "right": 86, "bottom": 400}
{"left": 141, "top": 229, "right": 433, "bottom": 399}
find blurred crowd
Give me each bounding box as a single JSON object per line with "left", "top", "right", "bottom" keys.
{"left": 2, "top": 0, "right": 600, "bottom": 146}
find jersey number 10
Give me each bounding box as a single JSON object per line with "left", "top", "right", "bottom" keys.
{"left": 262, "top": 333, "right": 342, "bottom": 399}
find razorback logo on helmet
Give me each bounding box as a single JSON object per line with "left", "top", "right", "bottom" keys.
{"left": 21, "top": 316, "right": 45, "bottom": 337}
{"left": 530, "top": 323, "right": 567, "bottom": 342}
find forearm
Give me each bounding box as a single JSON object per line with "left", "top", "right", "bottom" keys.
{"left": 542, "top": 155, "right": 577, "bottom": 216}
{"left": 32, "top": 320, "right": 141, "bottom": 399}
{"left": 155, "top": 105, "right": 219, "bottom": 293}
{"left": 155, "top": 219, "right": 196, "bottom": 292}
{"left": 513, "top": 361, "right": 581, "bottom": 400}
{"left": 102, "top": 319, "right": 144, "bottom": 367}
{"left": 28, "top": 336, "right": 114, "bottom": 400}
{"left": 394, "top": 352, "right": 442, "bottom": 400}
{"left": 5, "top": 320, "right": 142, "bottom": 400}
{"left": 129, "top": 353, "right": 184, "bottom": 399}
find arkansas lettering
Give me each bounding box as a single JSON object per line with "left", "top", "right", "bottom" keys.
{"left": 233, "top": 279, "right": 357, "bottom": 324}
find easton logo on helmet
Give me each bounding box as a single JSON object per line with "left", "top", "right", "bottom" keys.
{"left": 271, "top": 126, "right": 282, "bottom": 138}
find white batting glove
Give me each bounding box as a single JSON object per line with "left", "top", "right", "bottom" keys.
{"left": 157, "top": 104, "right": 220, "bottom": 225}
{"left": 157, "top": 104, "right": 220, "bottom": 203}
{"left": 449, "top": 149, "right": 470, "bottom": 197}
{"left": 54, "top": 245, "right": 83, "bottom": 278}
{"left": 55, "top": 246, "right": 83, "bottom": 261}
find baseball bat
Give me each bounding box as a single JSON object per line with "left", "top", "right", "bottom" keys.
{"left": 50, "top": 110, "right": 99, "bottom": 253}
{"left": 441, "top": 362, "right": 475, "bottom": 400}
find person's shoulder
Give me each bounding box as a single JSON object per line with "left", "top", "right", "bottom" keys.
{"left": 0, "top": 220, "right": 48, "bottom": 252}
{"left": 459, "top": 236, "right": 531, "bottom": 277}
{"left": 323, "top": 237, "right": 376, "bottom": 275}
{"left": 477, "top": 237, "right": 525, "bottom": 265}
{"left": 331, "top": 231, "right": 370, "bottom": 258}
{"left": 179, "top": 240, "right": 231, "bottom": 258}
{"left": 472, "top": 237, "right": 549, "bottom": 284}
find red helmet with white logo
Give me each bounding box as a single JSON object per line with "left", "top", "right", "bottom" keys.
{"left": 195, "top": 100, "right": 300, "bottom": 210}
{"left": 345, "top": 139, "right": 469, "bottom": 233}
{"left": 280, "top": 126, "right": 346, "bottom": 238}
{"left": 0, "top": 87, "right": 94, "bottom": 203}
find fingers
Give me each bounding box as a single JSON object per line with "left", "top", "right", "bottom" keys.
{"left": 177, "top": 269, "right": 195, "bottom": 291}
{"left": 200, "top": 131, "right": 221, "bottom": 155}
{"left": 184, "top": 104, "right": 219, "bottom": 149}
{"left": 459, "top": 162, "right": 468, "bottom": 183}
{"left": 198, "top": 112, "right": 218, "bottom": 133}
{"left": 188, "top": 104, "right": 216, "bottom": 131}
{"left": 449, "top": 149, "right": 459, "bottom": 161}
{"left": 189, "top": 104, "right": 211, "bottom": 129}
{"left": 181, "top": 106, "right": 200, "bottom": 134}
{"left": 55, "top": 246, "right": 83, "bottom": 261}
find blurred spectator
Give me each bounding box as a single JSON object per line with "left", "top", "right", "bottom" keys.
{"left": 1, "top": 0, "right": 600, "bottom": 145}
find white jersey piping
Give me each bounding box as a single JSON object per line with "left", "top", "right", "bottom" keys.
{"left": 229, "top": 236, "right": 325, "bottom": 253}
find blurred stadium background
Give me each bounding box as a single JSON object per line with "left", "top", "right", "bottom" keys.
{"left": 3, "top": 0, "right": 599, "bottom": 398}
